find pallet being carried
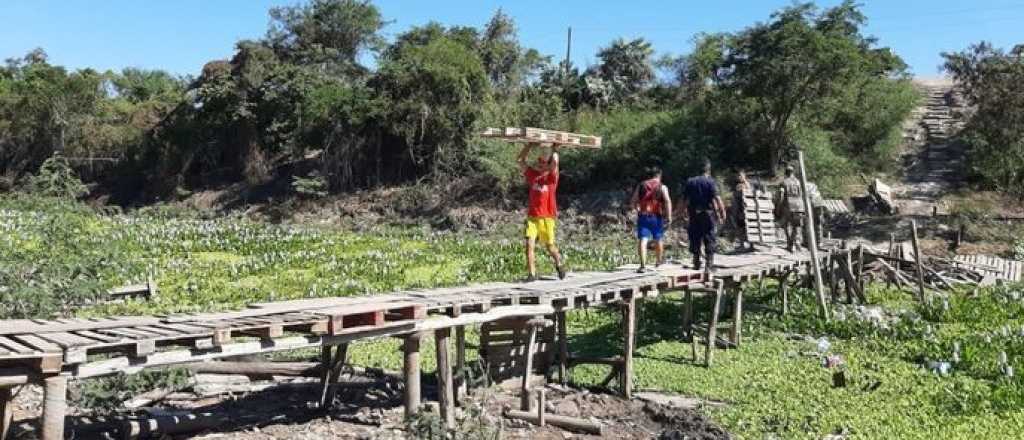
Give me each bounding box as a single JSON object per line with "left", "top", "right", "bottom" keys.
{"left": 741, "top": 190, "right": 778, "bottom": 246}
{"left": 480, "top": 127, "right": 602, "bottom": 149}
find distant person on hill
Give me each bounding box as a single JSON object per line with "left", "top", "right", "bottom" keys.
{"left": 679, "top": 159, "right": 727, "bottom": 272}
{"left": 517, "top": 142, "right": 567, "bottom": 282}
{"left": 630, "top": 165, "right": 672, "bottom": 273}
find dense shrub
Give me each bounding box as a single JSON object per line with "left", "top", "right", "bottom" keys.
{"left": 943, "top": 43, "right": 1024, "bottom": 196}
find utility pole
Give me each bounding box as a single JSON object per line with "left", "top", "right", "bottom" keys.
{"left": 564, "top": 27, "right": 572, "bottom": 76}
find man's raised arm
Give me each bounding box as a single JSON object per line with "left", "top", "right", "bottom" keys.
{"left": 517, "top": 143, "right": 535, "bottom": 172}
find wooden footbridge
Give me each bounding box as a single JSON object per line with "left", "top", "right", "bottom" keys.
{"left": 0, "top": 245, "right": 852, "bottom": 439}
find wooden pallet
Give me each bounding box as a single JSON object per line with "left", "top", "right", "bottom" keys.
{"left": 741, "top": 190, "right": 778, "bottom": 245}
{"left": 821, "top": 199, "right": 850, "bottom": 214}
{"left": 954, "top": 255, "right": 1023, "bottom": 283}
{"left": 480, "top": 127, "right": 602, "bottom": 148}
{"left": 479, "top": 317, "right": 555, "bottom": 381}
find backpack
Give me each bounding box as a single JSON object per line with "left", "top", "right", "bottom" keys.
{"left": 638, "top": 178, "right": 663, "bottom": 214}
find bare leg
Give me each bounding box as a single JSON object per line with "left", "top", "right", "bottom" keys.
{"left": 545, "top": 243, "right": 564, "bottom": 267}
{"left": 655, "top": 240, "right": 664, "bottom": 266}
{"left": 638, "top": 237, "right": 649, "bottom": 269}
{"left": 525, "top": 238, "right": 537, "bottom": 277}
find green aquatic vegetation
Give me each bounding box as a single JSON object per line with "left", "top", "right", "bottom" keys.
{"left": 5, "top": 196, "right": 1024, "bottom": 438}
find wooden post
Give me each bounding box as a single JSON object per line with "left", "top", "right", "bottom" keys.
{"left": 682, "top": 287, "right": 693, "bottom": 340}
{"left": 1, "top": 387, "right": 12, "bottom": 440}
{"left": 730, "top": 282, "right": 743, "bottom": 346}
{"left": 797, "top": 151, "right": 829, "bottom": 320}
{"left": 706, "top": 282, "right": 723, "bottom": 367}
{"left": 435, "top": 328, "right": 455, "bottom": 428}
{"left": 780, "top": 270, "right": 791, "bottom": 315}
{"left": 452, "top": 306, "right": 467, "bottom": 401}
{"left": 319, "top": 343, "right": 348, "bottom": 409}
{"left": 403, "top": 332, "right": 423, "bottom": 418}
{"left": 520, "top": 320, "right": 540, "bottom": 411}
{"left": 454, "top": 325, "right": 466, "bottom": 399}
{"left": 621, "top": 294, "right": 636, "bottom": 399}
{"left": 42, "top": 375, "right": 67, "bottom": 440}
{"left": 856, "top": 245, "right": 865, "bottom": 297}
{"left": 537, "top": 389, "right": 546, "bottom": 427}
{"left": 911, "top": 221, "right": 927, "bottom": 302}
{"left": 556, "top": 310, "right": 568, "bottom": 385}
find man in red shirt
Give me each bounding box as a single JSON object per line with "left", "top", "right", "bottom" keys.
{"left": 518, "top": 142, "right": 567, "bottom": 281}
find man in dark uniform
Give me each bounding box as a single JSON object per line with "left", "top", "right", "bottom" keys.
{"left": 679, "top": 160, "right": 727, "bottom": 272}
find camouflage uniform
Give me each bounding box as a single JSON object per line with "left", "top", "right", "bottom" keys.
{"left": 780, "top": 175, "right": 806, "bottom": 251}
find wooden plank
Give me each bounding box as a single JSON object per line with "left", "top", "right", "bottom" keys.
{"left": 0, "top": 317, "right": 164, "bottom": 336}
{"left": 0, "top": 337, "right": 39, "bottom": 355}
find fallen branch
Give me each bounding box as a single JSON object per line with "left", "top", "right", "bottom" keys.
{"left": 504, "top": 409, "right": 603, "bottom": 435}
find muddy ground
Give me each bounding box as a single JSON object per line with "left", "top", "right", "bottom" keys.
{"left": 6, "top": 373, "right": 729, "bottom": 439}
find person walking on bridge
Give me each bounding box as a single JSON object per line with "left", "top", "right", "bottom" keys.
{"left": 630, "top": 165, "right": 672, "bottom": 273}
{"left": 679, "top": 160, "right": 727, "bottom": 272}
{"left": 518, "top": 143, "right": 567, "bottom": 282}
{"left": 778, "top": 164, "right": 806, "bottom": 252}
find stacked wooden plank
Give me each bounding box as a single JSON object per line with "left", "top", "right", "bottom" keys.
{"left": 480, "top": 127, "right": 602, "bottom": 148}
{"left": 741, "top": 190, "right": 778, "bottom": 245}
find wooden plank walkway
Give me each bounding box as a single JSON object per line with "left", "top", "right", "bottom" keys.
{"left": 0, "top": 246, "right": 838, "bottom": 439}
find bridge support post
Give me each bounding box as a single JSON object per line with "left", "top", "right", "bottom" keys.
{"left": 42, "top": 374, "right": 67, "bottom": 440}
{"left": 620, "top": 294, "right": 636, "bottom": 399}
{"left": 454, "top": 324, "right": 466, "bottom": 400}
{"left": 434, "top": 328, "right": 455, "bottom": 428}
{"left": 556, "top": 310, "right": 568, "bottom": 385}
{"left": 1, "top": 387, "right": 12, "bottom": 440}
{"left": 319, "top": 343, "right": 349, "bottom": 409}
{"left": 729, "top": 281, "right": 743, "bottom": 347}
{"left": 403, "top": 332, "right": 424, "bottom": 418}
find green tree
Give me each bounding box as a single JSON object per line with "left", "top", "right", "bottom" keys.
{"left": 594, "top": 38, "right": 655, "bottom": 103}
{"left": 373, "top": 32, "right": 489, "bottom": 178}
{"left": 942, "top": 42, "right": 1024, "bottom": 195}
{"left": 708, "top": 1, "right": 907, "bottom": 172}
{"left": 479, "top": 9, "right": 547, "bottom": 95}
{"left": 266, "top": 0, "right": 386, "bottom": 75}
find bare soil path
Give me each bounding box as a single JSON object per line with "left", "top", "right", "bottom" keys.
{"left": 894, "top": 79, "right": 968, "bottom": 216}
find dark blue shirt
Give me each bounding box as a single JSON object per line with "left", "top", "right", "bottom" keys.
{"left": 683, "top": 175, "right": 718, "bottom": 212}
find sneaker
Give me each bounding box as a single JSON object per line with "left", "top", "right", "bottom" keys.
{"left": 636, "top": 266, "right": 648, "bottom": 274}
{"left": 692, "top": 258, "right": 702, "bottom": 271}
{"left": 557, "top": 265, "right": 568, "bottom": 280}
{"left": 526, "top": 274, "right": 538, "bottom": 282}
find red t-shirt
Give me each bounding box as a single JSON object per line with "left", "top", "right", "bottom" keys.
{"left": 525, "top": 167, "right": 558, "bottom": 218}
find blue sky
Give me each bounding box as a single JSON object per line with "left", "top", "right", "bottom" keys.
{"left": 3, "top": 0, "right": 1023, "bottom": 78}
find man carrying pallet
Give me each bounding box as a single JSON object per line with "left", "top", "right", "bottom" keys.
{"left": 518, "top": 142, "right": 567, "bottom": 281}
{"left": 630, "top": 165, "right": 672, "bottom": 273}
{"left": 680, "top": 160, "right": 727, "bottom": 272}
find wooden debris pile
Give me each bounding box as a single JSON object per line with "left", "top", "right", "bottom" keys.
{"left": 859, "top": 247, "right": 1016, "bottom": 293}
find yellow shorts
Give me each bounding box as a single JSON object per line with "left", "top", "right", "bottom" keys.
{"left": 524, "top": 217, "right": 556, "bottom": 246}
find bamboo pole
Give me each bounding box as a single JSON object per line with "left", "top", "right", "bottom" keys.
{"left": 797, "top": 151, "right": 829, "bottom": 320}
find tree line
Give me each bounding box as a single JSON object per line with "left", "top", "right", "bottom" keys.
{"left": 1, "top": 0, "right": 926, "bottom": 203}
{"left": 943, "top": 43, "right": 1024, "bottom": 197}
